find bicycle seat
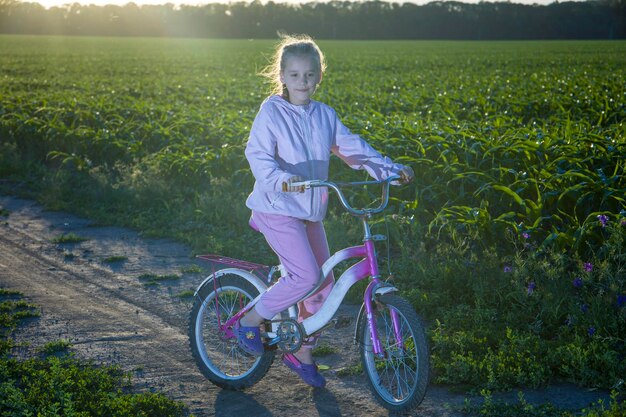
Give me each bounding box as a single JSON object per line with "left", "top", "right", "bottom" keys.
{"left": 248, "top": 216, "right": 260, "bottom": 232}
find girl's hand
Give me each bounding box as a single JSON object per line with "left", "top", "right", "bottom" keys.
{"left": 283, "top": 176, "right": 306, "bottom": 193}
{"left": 398, "top": 165, "right": 414, "bottom": 184}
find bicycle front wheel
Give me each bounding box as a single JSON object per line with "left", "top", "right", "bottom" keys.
{"left": 358, "top": 294, "right": 429, "bottom": 413}
{"left": 189, "top": 273, "right": 274, "bottom": 390}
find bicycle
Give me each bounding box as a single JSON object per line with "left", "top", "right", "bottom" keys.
{"left": 188, "top": 175, "right": 429, "bottom": 413}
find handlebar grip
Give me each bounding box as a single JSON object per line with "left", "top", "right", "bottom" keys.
{"left": 282, "top": 181, "right": 309, "bottom": 192}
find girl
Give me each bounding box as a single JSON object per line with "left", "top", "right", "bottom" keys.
{"left": 238, "top": 34, "right": 414, "bottom": 388}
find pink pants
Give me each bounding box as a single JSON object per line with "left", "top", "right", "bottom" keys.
{"left": 252, "top": 211, "right": 335, "bottom": 346}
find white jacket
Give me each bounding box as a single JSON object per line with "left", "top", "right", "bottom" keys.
{"left": 245, "top": 95, "right": 403, "bottom": 221}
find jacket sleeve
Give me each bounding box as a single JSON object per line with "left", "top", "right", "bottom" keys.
{"left": 245, "top": 103, "right": 293, "bottom": 192}
{"left": 331, "top": 114, "right": 404, "bottom": 181}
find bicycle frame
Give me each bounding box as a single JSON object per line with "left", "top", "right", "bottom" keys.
{"left": 299, "top": 231, "right": 399, "bottom": 356}
{"left": 197, "top": 176, "right": 404, "bottom": 357}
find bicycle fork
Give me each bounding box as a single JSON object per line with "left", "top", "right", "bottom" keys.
{"left": 363, "top": 282, "right": 403, "bottom": 357}
{"left": 362, "top": 231, "right": 404, "bottom": 357}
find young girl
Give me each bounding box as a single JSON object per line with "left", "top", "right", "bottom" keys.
{"left": 238, "top": 34, "right": 414, "bottom": 388}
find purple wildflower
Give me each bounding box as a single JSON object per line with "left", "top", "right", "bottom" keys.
{"left": 597, "top": 214, "right": 609, "bottom": 228}
{"left": 580, "top": 303, "right": 589, "bottom": 313}
{"left": 527, "top": 281, "right": 536, "bottom": 295}
{"left": 587, "top": 327, "right": 596, "bottom": 337}
{"left": 504, "top": 265, "right": 512, "bottom": 273}
{"left": 621, "top": 218, "right": 626, "bottom": 226}
{"left": 583, "top": 262, "right": 593, "bottom": 272}
{"left": 618, "top": 295, "right": 626, "bottom": 308}
{"left": 572, "top": 277, "right": 583, "bottom": 288}
{"left": 522, "top": 232, "right": 530, "bottom": 239}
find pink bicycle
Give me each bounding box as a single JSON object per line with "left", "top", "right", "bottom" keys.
{"left": 188, "top": 176, "right": 429, "bottom": 413}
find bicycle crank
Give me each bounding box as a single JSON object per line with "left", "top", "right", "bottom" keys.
{"left": 269, "top": 318, "right": 305, "bottom": 353}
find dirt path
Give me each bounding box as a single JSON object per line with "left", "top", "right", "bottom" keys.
{"left": 0, "top": 193, "right": 612, "bottom": 417}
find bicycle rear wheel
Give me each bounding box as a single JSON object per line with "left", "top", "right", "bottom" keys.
{"left": 358, "top": 294, "right": 429, "bottom": 413}
{"left": 189, "top": 273, "right": 274, "bottom": 390}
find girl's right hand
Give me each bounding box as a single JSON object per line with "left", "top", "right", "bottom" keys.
{"left": 398, "top": 165, "right": 414, "bottom": 184}
{"left": 282, "top": 176, "right": 306, "bottom": 193}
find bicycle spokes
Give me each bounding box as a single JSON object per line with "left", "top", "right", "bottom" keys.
{"left": 360, "top": 295, "right": 428, "bottom": 411}
{"left": 377, "top": 307, "right": 417, "bottom": 382}
{"left": 207, "top": 290, "right": 251, "bottom": 339}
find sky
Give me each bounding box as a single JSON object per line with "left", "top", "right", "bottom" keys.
{"left": 32, "top": 0, "right": 564, "bottom": 9}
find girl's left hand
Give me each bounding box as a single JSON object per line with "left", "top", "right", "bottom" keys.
{"left": 398, "top": 165, "right": 414, "bottom": 184}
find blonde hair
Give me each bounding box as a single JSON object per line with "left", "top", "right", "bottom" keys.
{"left": 260, "top": 33, "right": 326, "bottom": 97}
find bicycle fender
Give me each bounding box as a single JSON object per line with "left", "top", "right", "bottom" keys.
{"left": 194, "top": 267, "right": 269, "bottom": 296}
{"left": 353, "top": 284, "right": 399, "bottom": 345}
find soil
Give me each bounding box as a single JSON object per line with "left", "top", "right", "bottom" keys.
{"left": 0, "top": 192, "right": 613, "bottom": 417}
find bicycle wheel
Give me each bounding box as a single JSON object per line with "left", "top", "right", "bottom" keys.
{"left": 358, "top": 294, "right": 429, "bottom": 413}
{"left": 189, "top": 273, "right": 274, "bottom": 390}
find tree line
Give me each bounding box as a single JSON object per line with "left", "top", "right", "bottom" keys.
{"left": 1, "top": 0, "right": 624, "bottom": 39}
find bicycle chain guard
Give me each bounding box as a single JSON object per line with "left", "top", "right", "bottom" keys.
{"left": 273, "top": 318, "right": 305, "bottom": 353}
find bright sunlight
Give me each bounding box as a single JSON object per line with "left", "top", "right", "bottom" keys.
{"left": 31, "top": 0, "right": 559, "bottom": 10}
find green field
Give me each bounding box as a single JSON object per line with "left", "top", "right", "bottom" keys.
{"left": 1, "top": 36, "right": 625, "bottom": 398}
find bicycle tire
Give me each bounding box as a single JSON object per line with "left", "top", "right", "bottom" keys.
{"left": 358, "top": 294, "right": 429, "bottom": 413}
{"left": 188, "top": 273, "right": 274, "bottom": 390}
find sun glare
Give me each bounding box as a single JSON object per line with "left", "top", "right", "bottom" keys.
{"left": 31, "top": 0, "right": 557, "bottom": 9}
{"left": 33, "top": 0, "right": 219, "bottom": 8}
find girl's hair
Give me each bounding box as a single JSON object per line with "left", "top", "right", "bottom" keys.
{"left": 260, "top": 33, "right": 326, "bottom": 97}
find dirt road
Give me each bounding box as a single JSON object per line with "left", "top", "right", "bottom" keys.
{"left": 0, "top": 193, "right": 611, "bottom": 416}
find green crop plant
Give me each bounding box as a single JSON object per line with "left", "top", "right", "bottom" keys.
{"left": 1, "top": 36, "right": 625, "bottom": 395}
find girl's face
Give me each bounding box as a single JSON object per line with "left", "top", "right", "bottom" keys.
{"left": 280, "top": 54, "right": 322, "bottom": 106}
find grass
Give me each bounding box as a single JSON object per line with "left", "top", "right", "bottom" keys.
{"left": 180, "top": 264, "right": 204, "bottom": 274}
{"left": 102, "top": 255, "right": 128, "bottom": 263}
{"left": 138, "top": 273, "right": 181, "bottom": 287}
{"left": 0, "top": 288, "right": 189, "bottom": 416}
{"left": 335, "top": 362, "right": 363, "bottom": 377}
{"left": 39, "top": 339, "right": 72, "bottom": 355}
{"left": 51, "top": 233, "right": 88, "bottom": 244}
{"left": 0, "top": 35, "right": 625, "bottom": 399}
{"left": 0, "top": 297, "right": 40, "bottom": 355}
{"left": 63, "top": 251, "right": 77, "bottom": 260}
{"left": 138, "top": 273, "right": 181, "bottom": 281}
{"left": 173, "top": 289, "right": 195, "bottom": 299}
{"left": 312, "top": 343, "right": 338, "bottom": 357}
{"left": 464, "top": 390, "right": 626, "bottom": 417}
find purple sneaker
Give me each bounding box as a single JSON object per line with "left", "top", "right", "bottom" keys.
{"left": 235, "top": 322, "right": 264, "bottom": 356}
{"left": 282, "top": 353, "right": 326, "bottom": 388}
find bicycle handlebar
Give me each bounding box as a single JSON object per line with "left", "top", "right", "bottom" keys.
{"left": 282, "top": 175, "right": 401, "bottom": 216}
